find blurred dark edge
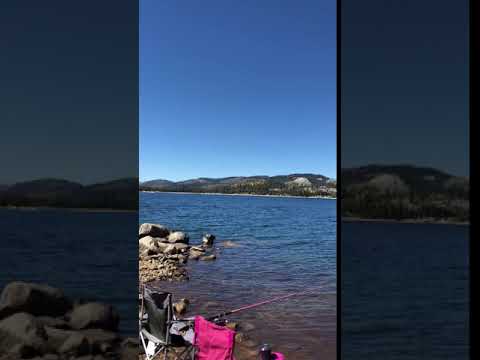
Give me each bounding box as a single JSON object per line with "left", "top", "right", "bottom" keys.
{"left": 340, "top": 0, "right": 470, "bottom": 359}
{"left": 0, "top": 1, "right": 139, "bottom": 359}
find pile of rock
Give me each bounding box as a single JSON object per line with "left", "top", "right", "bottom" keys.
{"left": 0, "top": 282, "right": 137, "bottom": 360}
{"left": 139, "top": 223, "right": 217, "bottom": 283}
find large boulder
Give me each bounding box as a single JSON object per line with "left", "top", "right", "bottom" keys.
{"left": 0, "top": 282, "right": 72, "bottom": 319}
{"left": 0, "top": 312, "right": 49, "bottom": 355}
{"left": 120, "top": 337, "right": 139, "bottom": 360}
{"left": 69, "top": 303, "right": 119, "bottom": 331}
{"left": 139, "top": 223, "right": 170, "bottom": 239}
{"left": 163, "top": 244, "right": 178, "bottom": 255}
{"left": 44, "top": 326, "right": 73, "bottom": 351}
{"left": 166, "top": 243, "right": 190, "bottom": 254}
{"left": 58, "top": 333, "right": 91, "bottom": 357}
{"left": 139, "top": 236, "right": 160, "bottom": 253}
{"left": 167, "top": 231, "right": 189, "bottom": 244}
{"left": 36, "top": 316, "right": 69, "bottom": 329}
{"left": 79, "top": 327, "right": 120, "bottom": 347}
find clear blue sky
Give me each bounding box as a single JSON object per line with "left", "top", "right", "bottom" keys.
{"left": 140, "top": 0, "right": 336, "bottom": 182}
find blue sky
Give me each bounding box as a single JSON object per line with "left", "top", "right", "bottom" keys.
{"left": 341, "top": 0, "right": 469, "bottom": 176}
{"left": 140, "top": 0, "right": 336, "bottom": 181}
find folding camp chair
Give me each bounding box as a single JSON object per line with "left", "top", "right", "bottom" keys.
{"left": 139, "top": 286, "right": 240, "bottom": 360}
{"left": 139, "top": 286, "right": 195, "bottom": 360}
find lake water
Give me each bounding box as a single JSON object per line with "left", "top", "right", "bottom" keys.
{"left": 140, "top": 192, "right": 337, "bottom": 359}
{"left": 0, "top": 208, "right": 138, "bottom": 335}
{"left": 342, "top": 222, "right": 469, "bottom": 359}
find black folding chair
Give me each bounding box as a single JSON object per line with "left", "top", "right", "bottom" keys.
{"left": 139, "top": 286, "right": 194, "bottom": 360}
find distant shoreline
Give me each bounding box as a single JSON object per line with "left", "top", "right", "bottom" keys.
{"left": 342, "top": 216, "right": 469, "bottom": 226}
{"left": 0, "top": 205, "right": 136, "bottom": 213}
{"left": 140, "top": 190, "right": 336, "bottom": 200}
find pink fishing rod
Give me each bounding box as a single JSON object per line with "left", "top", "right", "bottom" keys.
{"left": 207, "top": 289, "right": 317, "bottom": 321}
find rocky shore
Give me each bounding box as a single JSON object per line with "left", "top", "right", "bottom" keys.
{"left": 138, "top": 223, "right": 264, "bottom": 359}
{"left": 0, "top": 282, "right": 137, "bottom": 359}
{"left": 139, "top": 223, "right": 217, "bottom": 284}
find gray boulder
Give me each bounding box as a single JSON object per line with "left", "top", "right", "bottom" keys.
{"left": 44, "top": 326, "right": 73, "bottom": 351}
{"left": 0, "top": 282, "right": 72, "bottom": 319}
{"left": 139, "top": 236, "right": 160, "bottom": 253}
{"left": 58, "top": 333, "right": 91, "bottom": 356}
{"left": 69, "top": 303, "right": 119, "bottom": 331}
{"left": 168, "top": 231, "right": 189, "bottom": 244}
{"left": 0, "top": 312, "right": 49, "bottom": 355}
{"left": 36, "top": 316, "right": 69, "bottom": 329}
{"left": 120, "top": 337, "right": 139, "bottom": 360}
{"left": 163, "top": 243, "right": 189, "bottom": 255}
{"left": 139, "top": 223, "right": 170, "bottom": 239}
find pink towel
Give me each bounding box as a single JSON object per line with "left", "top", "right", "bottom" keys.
{"left": 272, "top": 352, "right": 285, "bottom": 360}
{"left": 194, "top": 316, "right": 236, "bottom": 360}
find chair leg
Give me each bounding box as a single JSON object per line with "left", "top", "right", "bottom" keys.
{"left": 140, "top": 332, "right": 151, "bottom": 360}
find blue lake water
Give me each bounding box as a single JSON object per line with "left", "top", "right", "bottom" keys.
{"left": 342, "top": 222, "right": 469, "bottom": 360}
{"left": 0, "top": 208, "right": 138, "bottom": 335}
{"left": 140, "top": 192, "right": 337, "bottom": 359}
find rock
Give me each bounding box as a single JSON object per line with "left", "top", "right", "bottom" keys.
{"left": 79, "top": 329, "right": 120, "bottom": 348}
{"left": 225, "top": 321, "right": 238, "bottom": 331}
{"left": 139, "top": 236, "right": 160, "bottom": 253}
{"left": 163, "top": 243, "right": 189, "bottom": 256}
{"left": 168, "top": 231, "right": 189, "bottom": 244}
{"left": 235, "top": 332, "right": 248, "bottom": 343}
{"left": 177, "top": 255, "right": 188, "bottom": 264}
{"left": 139, "top": 223, "right": 170, "bottom": 239}
{"left": 222, "top": 240, "right": 240, "bottom": 248}
{"left": 199, "top": 254, "right": 216, "bottom": 261}
{"left": 6, "top": 343, "right": 37, "bottom": 358}
{"left": 190, "top": 246, "right": 206, "bottom": 252}
{"left": 0, "top": 312, "right": 49, "bottom": 355}
{"left": 36, "top": 316, "right": 69, "bottom": 329}
{"left": 43, "top": 354, "right": 60, "bottom": 360}
{"left": 120, "top": 337, "right": 139, "bottom": 360}
{"left": 173, "top": 298, "right": 189, "bottom": 315}
{"left": 188, "top": 250, "right": 203, "bottom": 260}
{"left": 173, "top": 243, "right": 189, "bottom": 253}
{"left": 69, "top": 303, "right": 119, "bottom": 331}
{"left": 0, "top": 282, "right": 72, "bottom": 319}
{"left": 44, "top": 326, "right": 73, "bottom": 351}
{"left": 58, "top": 333, "right": 91, "bottom": 356}
{"left": 121, "top": 337, "right": 138, "bottom": 348}
{"left": 163, "top": 244, "right": 178, "bottom": 255}
{"left": 202, "top": 234, "right": 215, "bottom": 246}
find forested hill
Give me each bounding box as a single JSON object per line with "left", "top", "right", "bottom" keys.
{"left": 0, "top": 178, "right": 138, "bottom": 210}
{"left": 341, "top": 165, "right": 469, "bottom": 222}
{"left": 140, "top": 174, "right": 337, "bottom": 197}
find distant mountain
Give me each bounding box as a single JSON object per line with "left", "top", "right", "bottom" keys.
{"left": 0, "top": 178, "right": 138, "bottom": 210}
{"left": 341, "top": 165, "right": 469, "bottom": 222}
{"left": 140, "top": 174, "right": 336, "bottom": 197}
{"left": 140, "top": 179, "right": 174, "bottom": 188}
